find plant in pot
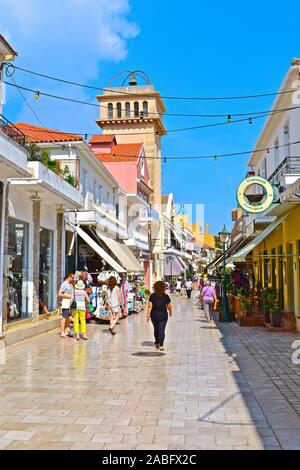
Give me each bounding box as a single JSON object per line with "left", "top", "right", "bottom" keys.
{"left": 260, "top": 288, "right": 276, "bottom": 323}
{"left": 239, "top": 296, "right": 252, "bottom": 318}
{"left": 269, "top": 306, "right": 282, "bottom": 328}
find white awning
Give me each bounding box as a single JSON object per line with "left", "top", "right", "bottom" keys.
{"left": 96, "top": 231, "right": 143, "bottom": 273}
{"left": 76, "top": 226, "right": 125, "bottom": 273}
{"left": 231, "top": 212, "right": 291, "bottom": 262}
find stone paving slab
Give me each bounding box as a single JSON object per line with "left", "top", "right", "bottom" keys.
{"left": 1, "top": 296, "right": 300, "bottom": 449}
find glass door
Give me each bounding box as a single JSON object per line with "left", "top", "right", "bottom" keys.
{"left": 39, "top": 228, "right": 54, "bottom": 313}
{"left": 278, "top": 245, "right": 284, "bottom": 311}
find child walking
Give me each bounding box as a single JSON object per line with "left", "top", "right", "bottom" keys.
{"left": 72, "top": 280, "right": 89, "bottom": 340}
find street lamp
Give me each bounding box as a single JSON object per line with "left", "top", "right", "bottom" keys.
{"left": 166, "top": 255, "right": 174, "bottom": 289}
{"left": 218, "top": 225, "right": 231, "bottom": 322}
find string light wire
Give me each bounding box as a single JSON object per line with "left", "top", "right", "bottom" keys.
{"left": 6, "top": 63, "right": 300, "bottom": 101}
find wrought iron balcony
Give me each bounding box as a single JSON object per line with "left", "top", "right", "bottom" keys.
{"left": 268, "top": 157, "right": 300, "bottom": 185}
{"left": 0, "top": 114, "right": 26, "bottom": 147}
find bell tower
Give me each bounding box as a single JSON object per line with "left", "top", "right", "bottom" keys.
{"left": 96, "top": 71, "right": 166, "bottom": 209}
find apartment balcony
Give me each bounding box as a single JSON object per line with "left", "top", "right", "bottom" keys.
{"left": 9, "top": 161, "right": 83, "bottom": 209}
{"left": 0, "top": 114, "right": 29, "bottom": 178}
{"left": 74, "top": 205, "right": 128, "bottom": 240}
{"left": 0, "top": 114, "right": 26, "bottom": 148}
{"left": 125, "top": 228, "right": 149, "bottom": 251}
{"left": 268, "top": 157, "right": 300, "bottom": 187}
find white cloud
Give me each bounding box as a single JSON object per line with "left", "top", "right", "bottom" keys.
{"left": 0, "top": 0, "right": 140, "bottom": 129}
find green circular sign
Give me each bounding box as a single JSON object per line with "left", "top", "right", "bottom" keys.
{"left": 237, "top": 176, "right": 274, "bottom": 214}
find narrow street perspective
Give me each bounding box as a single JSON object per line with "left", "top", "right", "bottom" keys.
{"left": 2, "top": 0, "right": 300, "bottom": 458}
{"left": 0, "top": 295, "right": 300, "bottom": 450}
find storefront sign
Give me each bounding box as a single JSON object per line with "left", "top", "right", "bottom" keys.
{"left": 237, "top": 176, "right": 274, "bottom": 214}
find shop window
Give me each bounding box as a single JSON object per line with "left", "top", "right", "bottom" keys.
{"left": 117, "top": 102, "right": 122, "bottom": 119}
{"left": 108, "top": 103, "right": 113, "bottom": 119}
{"left": 39, "top": 228, "right": 54, "bottom": 313}
{"left": 7, "top": 218, "right": 29, "bottom": 322}
{"left": 125, "top": 102, "right": 131, "bottom": 118}
{"left": 134, "top": 101, "right": 139, "bottom": 118}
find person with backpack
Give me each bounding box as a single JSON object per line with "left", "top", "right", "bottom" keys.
{"left": 201, "top": 281, "right": 217, "bottom": 322}
{"left": 71, "top": 280, "right": 89, "bottom": 340}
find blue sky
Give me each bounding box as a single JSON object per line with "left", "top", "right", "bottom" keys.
{"left": 1, "top": 0, "right": 300, "bottom": 234}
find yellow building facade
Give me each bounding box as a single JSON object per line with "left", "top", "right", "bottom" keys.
{"left": 175, "top": 214, "right": 216, "bottom": 249}
{"left": 250, "top": 205, "right": 300, "bottom": 330}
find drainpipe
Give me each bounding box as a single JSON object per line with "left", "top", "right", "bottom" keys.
{"left": 0, "top": 180, "right": 7, "bottom": 336}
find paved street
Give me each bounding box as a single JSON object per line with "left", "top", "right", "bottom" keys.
{"left": 1, "top": 295, "right": 300, "bottom": 450}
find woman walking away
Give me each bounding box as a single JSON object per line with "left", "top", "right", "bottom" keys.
{"left": 202, "top": 281, "right": 217, "bottom": 322}
{"left": 185, "top": 278, "right": 193, "bottom": 299}
{"left": 146, "top": 281, "right": 172, "bottom": 351}
{"left": 107, "top": 276, "right": 123, "bottom": 335}
{"left": 72, "top": 280, "right": 89, "bottom": 340}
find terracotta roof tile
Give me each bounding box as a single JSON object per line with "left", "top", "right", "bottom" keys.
{"left": 14, "top": 122, "right": 83, "bottom": 143}
{"left": 89, "top": 134, "right": 116, "bottom": 144}
{"left": 96, "top": 143, "right": 143, "bottom": 162}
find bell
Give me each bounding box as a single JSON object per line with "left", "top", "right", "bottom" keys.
{"left": 128, "top": 73, "right": 137, "bottom": 86}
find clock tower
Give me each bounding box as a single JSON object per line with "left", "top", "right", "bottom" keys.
{"left": 96, "top": 71, "right": 166, "bottom": 209}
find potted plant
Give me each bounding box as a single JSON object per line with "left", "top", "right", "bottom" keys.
{"left": 260, "top": 288, "right": 276, "bottom": 323}
{"left": 269, "top": 307, "right": 282, "bottom": 327}
{"left": 240, "top": 296, "right": 252, "bottom": 317}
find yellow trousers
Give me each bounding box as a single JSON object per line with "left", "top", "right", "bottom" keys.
{"left": 73, "top": 309, "right": 86, "bottom": 334}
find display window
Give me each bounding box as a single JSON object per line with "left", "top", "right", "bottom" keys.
{"left": 7, "top": 218, "right": 29, "bottom": 322}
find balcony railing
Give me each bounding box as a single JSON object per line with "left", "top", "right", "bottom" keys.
{"left": 0, "top": 114, "right": 26, "bottom": 148}
{"left": 268, "top": 157, "right": 300, "bottom": 185}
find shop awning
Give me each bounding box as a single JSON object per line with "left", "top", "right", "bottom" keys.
{"left": 164, "top": 255, "right": 186, "bottom": 276}
{"left": 206, "top": 237, "right": 246, "bottom": 270}
{"left": 231, "top": 212, "right": 291, "bottom": 262}
{"left": 96, "top": 231, "right": 143, "bottom": 273}
{"left": 76, "top": 226, "right": 125, "bottom": 273}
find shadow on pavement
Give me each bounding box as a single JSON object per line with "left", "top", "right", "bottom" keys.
{"left": 141, "top": 341, "right": 155, "bottom": 347}
{"left": 131, "top": 352, "right": 165, "bottom": 357}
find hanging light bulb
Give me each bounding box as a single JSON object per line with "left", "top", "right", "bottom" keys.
{"left": 84, "top": 133, "right": 88, "bottom": 141}
{"left": 34, "top": 91, "right": 40, "bottom": 100}
{"left": 249, "top": 117, "right": 253, "bottom": 125}
{"left": 267, "top": 148, "right": 270, "bottom": 154}
{"left": 227, "top": 114, "right": 232, "bottom": 123}
{"left": 213, "top": 155, "right": 218, "bottom": 161}
{"left": 164, "top": 156, "right": 167, "bottom": 163}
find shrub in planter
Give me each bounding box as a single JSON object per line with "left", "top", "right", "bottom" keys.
{"left": 239, "top": 297, "right": 252, "bottom": 318}
{"left": 269, "top": 307, "right": 282, "bottom": 327}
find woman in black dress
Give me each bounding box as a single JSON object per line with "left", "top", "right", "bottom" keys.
{"left": 146, "top": 281, "right": 172, "bottom": 351}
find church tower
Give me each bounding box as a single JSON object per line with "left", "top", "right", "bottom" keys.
{"left": 96, "top": 71, "right": 166, "bottom": 209}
